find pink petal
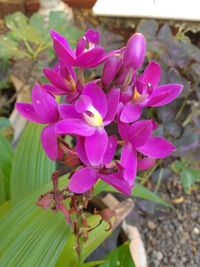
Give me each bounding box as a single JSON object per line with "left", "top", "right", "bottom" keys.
{"left": 103, "top": 135, "right": 117, "bottom": 164}
{"left": 118, "top": 120, "right": 129, "bottom": 141}
{"left": 120, "top": 103, "right": 142, "bottom": 123}
{"left": 85, "top": 29, "right": 100, "bottom": 44}
{"left": 41, "top": 124, "right": 58, "bottom": 160}
{"left": 77, "top": 47, "right": 105, "bottom": 68}
{"left": 43, "top": 68, "right": 69, "bottom": 92}
{"left": 76, "top": 136, "right": 90, "bottom": 166}
{"left": 56, "top": 119, "right": 95, "bottom": 136}
{"left": 16, "top": 103, "right": 44, "bottom": 123}
{"left": 104, "top": 88, "right": 120, "bottom": 125}
{"left": 99, "top": 172, "right": 132, "bottom": 196}
{"left": 85, "top": 127, "right": 108, "bottom": 167}
{"left": 137, "top": 136, "right": 176, "bottom": 158}
{"left": 69, "top": 167, "right": 98, "bottom": 193}
{"left": 140, "top": 61, "right": 161, "bottom": 88}
{"left": 120, "top": 142, "right": 137, "bottom": 186}
{"left": 147, "top": 84, "right": 183, "bottom": 107}
{"left": 58, "top": 104, "right": 81, "bottom": 119}
{"left": 50, "top": 30, "right": 76, "bottom": 66}
{"left": 83, "top": 83, "right": 108, "bottom": 118}
{"left": 102, "top": 56, "right": 122, "bottom": 87}
{"left": 32, "top": 83, "right": 59, "bottom": 123}
{"left": 128, "top": 120, "right": 153, "bottom": 147}
{"left": 75, "top": 95, "right": 92, "bottom": 113}
{"left": 43, "top": 84, "right": 66, "bottom": 95}
{"left": 137, "top": 157, "right": 156, "bottom": 171}
{"left": 76, "top": 37, "right": 87, "bottom": 56}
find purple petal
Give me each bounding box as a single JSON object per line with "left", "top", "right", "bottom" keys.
{"left": 137, "top": 136, "right": 176, "bottom": 158}
{"left": 140, "top": 61, "right": 161, "bottom": 88}
{"left": 83, "top": 83, "right": 108, "bottom": 118}
{"left": 104, "top": 88, "right": 120, "bottom": 125}
{"left": 69, "top": 167, "right": 98, "bottom": 193}
{"left": 137, "top": 157, "right": 156, "bottom": 171}
{"left": 147, "top": 84, "right": 183, "bottom": 107}
{"left": 41, "top": 124, "right": 58, "bottom": 160}
{"left": 102, "top": 56, "right": 123, "bottom": 87}
{"left": 85, "top": 127, "right": 108, "bottom": 167}
{"left": 85, "top": 29, "right": 100, "bottom": 44}
{"left": 76, "top": 37, "right": 87, "bottom": 56}
{"left": 43, "top": 68, "right": 69, "bottom": 92}
{"left": 32, "top": 83, "right": 59, "bottom": 123}
{"left": 75, "top": 95, "right": 92, "bottom": 113}
{"left": 99, "top": 172, "right": 131, "bottom": 195}
{"left": 77, "top": 47, "right": 105, "bottom": 68}
{"left": 123, "top": 33, "right": 146, "bottom": 70}
{"left": 128, "top": 120, "right": 153, "bottom": 147}
{"left": 76, "top": 136, "right": 90, "bottom": 166}
{"left": 50, "top": 30, "right": 76, "bottom": 65}
{"left": 103, "top": 135, "right": 117, "bottom": 164}
{"left": 43, "top": 84, "right": 66, "bottom": 95}
{"left": 58, "top": 104, "right": 82, "bottom": 119}
{"left": 16, "top": 103, "right": 44, "bottom": 123}
{"left": 56, "top": 119, "right": 95, "bottom": 136}
{"left": 120, "top": 142, "right": 137, "bottom": 186}
{"left": 118, "top": 120, "right": 130, "bottom": 141}
{"left": 120, "top": 103, "right": 142, "bottom": 123}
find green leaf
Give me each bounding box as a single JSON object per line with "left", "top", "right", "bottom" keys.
{"left": 180, "top": 167, "right": 200, "bottom": 193}
{"left": 133, "top": 182, "right": 171, "bottom": 207}
{"left": 56, "top": 215, "right": 114, "bottom": 267}
{"left": 98, "top": 242, "right": 135, "bottom": 267}
{"left": 0, "top": 201, "right": 11, "bottom": 219}
{"left": 0, "top": 132, "right": 14, "bottom": 202}
{"left": 0, "top": 179, "right": 70, "bottom": 267}
{"left": 11, "top": 123, "right": 55, "bottom": 204}
{"left": 94, "top": 180, "right": 171, "bottom": 207}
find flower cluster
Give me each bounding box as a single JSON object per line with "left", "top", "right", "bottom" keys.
{"left": 16, "top": 29, "right": 183, "bottom": 197}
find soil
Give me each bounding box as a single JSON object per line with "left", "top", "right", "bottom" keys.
{"left": 125, "top": 176, "right": 200, "bottom": 267}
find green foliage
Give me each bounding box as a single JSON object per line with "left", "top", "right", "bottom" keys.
{"left": 11, "top": 123, "right": 55, "bottom": 204}
{"left": 98, "top": 242, "right": 135, "bottom": 267}
{"left": 0, "top": 11, "right": 82, "bottom": 90}
{"left": 94, "top": 180, "right": 171, "bottom": 207}
{"left": 172, "top": 160, "right": 200, "bottom": 193}
{"left": 0, "top": 132, "right": 13, "bottom": 202}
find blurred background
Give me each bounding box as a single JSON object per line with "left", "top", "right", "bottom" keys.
{"left": 0, "top": 1, "right": 200, "bottom": 267}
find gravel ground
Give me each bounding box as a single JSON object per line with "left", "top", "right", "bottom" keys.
{"left": 138, "top": 178, "right": 200, "bottom": 267}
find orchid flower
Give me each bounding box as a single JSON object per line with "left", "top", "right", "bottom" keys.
{"left": 16, "top": 83, "right": 60, "bottom": 160}
{"left": 51, "top": 29, "right": 113, "bottom": 68}
{"left": 120, "top": 61, "right": 183, "bottom": 123}
{"left": 56, "top": 83, "right": 120, "bottom": 167}
{"left": 68, "top": 136, "right": 131, "bottom": 195}
{"left": 118, "top": 119, "right": 175, "bottom": 186}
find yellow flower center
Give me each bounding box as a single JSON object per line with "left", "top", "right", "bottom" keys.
{"left": 83, "top": 106, "right": 103, "bottom": 127}
{"left": 133, "top": 87, "right": 141, "bottom": 101}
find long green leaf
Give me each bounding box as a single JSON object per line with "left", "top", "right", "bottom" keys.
{"left": 0, "top": 178, "right": 69, "bottom": 267}
{"left": 94, "top": 180, "right": 171, "bottom": 207}
{"left": 0, "top": 132, "right": 14, "bottom": 202}
{"left": 11, "top": 123, "right": 55, "bottom": 204}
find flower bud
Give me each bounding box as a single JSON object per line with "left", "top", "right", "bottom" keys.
{"left": 123, "top": 33, "right": 146, "bottom": 70}
{"left": 101, "top": 55, "right": 123, "bottom": 87}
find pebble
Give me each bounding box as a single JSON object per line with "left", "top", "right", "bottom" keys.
{"left": 147, "top": 220, "right": 157, "bottom": 230}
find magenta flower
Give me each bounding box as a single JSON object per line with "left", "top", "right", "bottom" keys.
{"left": 43, "top": 61, "right": 77, "bottom": 96}
{"left": 120, "top": 61, "right": 183, "bottom": 123}
{"left": 56, "top": 83, "right": 120, "bottom": 166}
{"left": 123, "top": 33, "right": 146, "bottom": 70}
{"left": 16, "top": 83, "right": 60, "bottom": 160}
{"left": 118, "top": 119, "right": 175, "bottom": 186}
{"left": 51, "top": 29, "right": 113, "bottom": 68}
{"left": 69, "top": 135, "right": 131, "bottom": 195}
